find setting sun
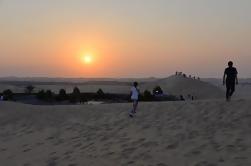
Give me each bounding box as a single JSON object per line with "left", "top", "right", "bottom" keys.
{"left": 82, "top": 54, "right": 93, "bottom": 64}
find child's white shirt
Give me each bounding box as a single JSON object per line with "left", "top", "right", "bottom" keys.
{"left": 131, "top": 86, "right": 139, "bottom": 100}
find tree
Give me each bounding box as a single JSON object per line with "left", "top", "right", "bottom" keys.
{"left": 36, "top": 90, "right": 45, "bottom": 100}
{"left": 45, "top": 90, "right": 53, "bottom": 100}
{"left": 70, "top": 87, "right": 81, "bottom": 103}
{"left": 143, "top": 90, "right": 153, "bottom": 101}
{"left": 25, "top": 85, "right": 35, "bottom": 94}
{"left": 57, "top": 89, "right": 68, "bottom": 101}
{"left": 96, "top": 88, "right": 105, "bottom": 99}
{"left": 73, "top": 87, "right": 81, "bottom": 94}
{"left": 153, "top": 86, "right": 163, "bottom": 95}
{"left": 2, "top": 89, "right": 13, "bottom": 100}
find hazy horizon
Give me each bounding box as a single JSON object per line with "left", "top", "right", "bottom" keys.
{"left": 1, "top": 0, "right": 251, "bottom": 78}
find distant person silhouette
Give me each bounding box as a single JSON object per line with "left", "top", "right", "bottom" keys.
{"left": 223, "top": 61, "right": 238, "bottom": 101}
{"left": 180, "top": 95, "right": 185, "bottom": 101}
{"left": 129, "top": 82, "right": 139, "bottom": 118}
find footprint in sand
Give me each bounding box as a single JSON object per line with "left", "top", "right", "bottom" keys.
{"left": 120, "top": 147, "right": 137, "bottom": 159}
{"left": 23, "top": 148, "right": 32, "bottom": 152}
{"left": 68, "top": 164, "right": 77, "bottom": 166}
{"left": 165, "top": 142, "right": 179, "bottom": 150}
{"left": 26, "top": 130, "right": 34, "bottom": 134}
{"left": 157, "top": 163, "right": 168, "bottom": 166}
{"left": 49, "top": 152, "right": 57, "bottom": 155}
{"left": 71, "top": 136, "right": 80, "bottom": 140}
{"left": 141, "top": 124, "right": 151, "bottom": 129}
{"left": 194, "top": 161, "right": 218, "bottom": 166}
{"left": 130, "top": 138, "right": 146, "bottom": 146}
{"left": 122, "top": 147, "right": 137, "bottom": 154}
{"left": 1, "top": 148, "right": 7, "bottom": 152}
{"left": 105, "top": 151, "right": 115, "bottom": 156}
{"left": 36, "top": 142, "right": 45, "bottom": 146}
{"left": 127, "top": 160, "right": 135, "bottom": 165}
{"left": 46, "top": 136, "right": 55, "bottom": 140}
{"left": 47, "top": 159, "right": 57, "bottom": 166}
{"left": 140, "top": 141, "right": 158, "bottom": 148}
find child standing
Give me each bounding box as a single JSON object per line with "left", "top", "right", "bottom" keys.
{"left": 129, "top": 82, "right": 139, "bottom": 117}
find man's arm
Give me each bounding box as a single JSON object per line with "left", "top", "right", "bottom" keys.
{"left": 236, "top": 71, "right": 238, "bottom": 85}
{"left": 223, "top": 72, "right": 226, "bottom": 85}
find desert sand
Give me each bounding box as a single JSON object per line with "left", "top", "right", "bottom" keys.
{"left": 0, "top": 99, "right": 251, "bottom": 166}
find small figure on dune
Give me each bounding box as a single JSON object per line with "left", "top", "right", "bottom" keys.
{"left": 129, "top": 82, "right": 140, "bottom": 118}
{"left": 223, "top": 61, "right": 238, "bottom": 101}
{"left": 180, "top": 95, "right": 185, "bottom": 101}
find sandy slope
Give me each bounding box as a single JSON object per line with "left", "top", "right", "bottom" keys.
{"left": 141, "top": 75, "right": 224, "bottom": 99}
{"left": 0, "top": 99, "right": 251, "bottom": 166}
{"left": 203, "top": 78, "right": 251, "bottom": 99}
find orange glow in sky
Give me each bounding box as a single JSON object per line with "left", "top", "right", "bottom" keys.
{"left": 0, "top": 1, "right": 251, "bottom": 77}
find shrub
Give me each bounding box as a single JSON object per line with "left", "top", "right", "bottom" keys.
{"left": 36, "top": 90, "right": 45, "bottom": 100}
{"left": 56, "top": 89, "right": 68, "bottom": 101}
{"left": 143, "top": 90, "right": 153, "bottom": 101}
{"left": 45, "top": 90, "right": 53, "bottom": 100}
{"left": 96, "top": 88, "right": 105, "bottom": 99}
{"left": 36, "top": 89, "right": 54, "bottom": 101}
{"left": 2, "top": 89, "right": 13, "bottom": 100}
{"left": 25, "top": 85, "right": 35, "bottom": 94}
{"left": 69, "top": 87, "right": 81, "bottom": 103}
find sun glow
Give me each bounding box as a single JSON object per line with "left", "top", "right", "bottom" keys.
{"left": 82, "top": 53, "right": 93, "bottom": 64}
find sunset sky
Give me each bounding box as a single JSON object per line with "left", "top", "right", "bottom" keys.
{"left": 0, "top": 0, "right": 251, "bottom": 78}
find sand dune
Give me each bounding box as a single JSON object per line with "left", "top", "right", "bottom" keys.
{"left": 0, "top": 99, "right": 251, "bottom": 166}
{"left": 142, "top": 75, "right": 224, "bottom": 99}
{"left": 203, "top": 78, "right": 251, "bottom": 99}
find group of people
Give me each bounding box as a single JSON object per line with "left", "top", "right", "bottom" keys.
{"left": 129, "top": 61, "right": 239, "bottom": 117}
{"left": 175, "top": 71, "right": 200, "bottom": 80}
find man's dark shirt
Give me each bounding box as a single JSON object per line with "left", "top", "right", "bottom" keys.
{"left": 225, "top": 67, "right": 238, "bottom": 82}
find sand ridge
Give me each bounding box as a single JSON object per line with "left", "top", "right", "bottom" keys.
{"left": 141, "top": 75, "right": 224, "bottom": 99}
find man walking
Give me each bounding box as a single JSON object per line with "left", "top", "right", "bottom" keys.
{"left": 223, "top": 61, "right": 238, "bottom": 101}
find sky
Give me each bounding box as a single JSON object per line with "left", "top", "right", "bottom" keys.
{"left": 0, "top": 0, "right": 251, "bottom": 78}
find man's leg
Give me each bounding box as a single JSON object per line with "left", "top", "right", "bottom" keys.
{"left": 229, "top": 83, "right": 235, "bottom": 97}
{"left": 226, "top": 84, "right": 231, "bottom": 101}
